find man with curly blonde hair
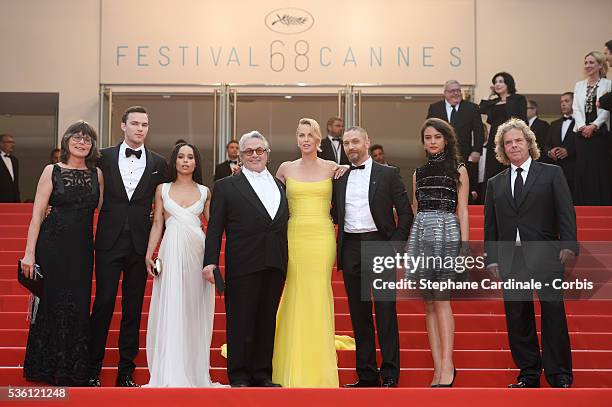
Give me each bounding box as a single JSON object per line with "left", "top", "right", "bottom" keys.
{"left": 485, "top": 118, "right": 577, "bottom": 389}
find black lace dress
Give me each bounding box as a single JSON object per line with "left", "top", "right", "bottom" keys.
{"left": 405, "top": 152, "right": 465, "bottom": 288}
{"left": 23, "top": 165, "right": 99, "bottom": 386}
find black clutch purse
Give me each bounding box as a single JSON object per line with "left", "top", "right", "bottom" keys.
{"left": 17, "top": 260, "right": 44, "bottom": 298}
{"left": 212, "top": 266, "right": 225, "bottom": 295}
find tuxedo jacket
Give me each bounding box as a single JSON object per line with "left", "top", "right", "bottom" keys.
{"left": 214, "top": 160, "right": 234, "bottom": 181}
{"left": 95, "top": 144, "right": 168, "bottom": 255}
{"left": 484, "top": 161, "right": 577, "bottom": 279}
{"left": 318, "top": 137, "right": 349, "bottom": 165}
{"left": 426, "top": 100, "right": 484, "bottom": 159}
{"left": 0, "top": 154, "right": 19, "bottom": 202}
{"left": 599, "top": 92, "right": 612, "bottom": 111}
{"left": 544, "top": 117, "right": 577, "bottom": 187}
{"left": 203, "top": 171, "right": 289, "bottom": 281}
{"left": 573, "top": 78, "right": 612, "bottom": 131}
{"left": 331, "top": 161, "right": 413, "bottom": 268}
{"left": 529, "top": 117, "right": 550, "bottom": 155}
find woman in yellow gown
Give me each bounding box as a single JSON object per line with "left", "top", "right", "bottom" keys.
{"left": 273, "top": 118, "right": 351, "bottom": 387}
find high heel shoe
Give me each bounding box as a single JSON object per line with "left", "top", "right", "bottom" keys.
{"left": 435, "top": 368, "right": 457, "bottom": 388}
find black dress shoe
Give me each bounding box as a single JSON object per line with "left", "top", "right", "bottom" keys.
{"left": 343, "top": 379, "right": 381, "bottom": 388}
{"left": 508, "top": 380, "right": 540, "bottom": 388}
{"left": 230, "top": 382, "right": 250, "bottom": 388}
{"left": 435, "top": 368, "right": 457, "bottom": 388}
{"left": 553, "top": 376, "right": 572, "bottom": 388}
{"left": 251, "top": 379, "right": 282, "bottom": 387}
{"left": 87, "top": 377, "right": 101, "bottom": 387}
{"left": 116, "top": 374, "right": 140, "bottom": 387}
{"left": 381, "top": 377, "right": 398, "bottom": 388}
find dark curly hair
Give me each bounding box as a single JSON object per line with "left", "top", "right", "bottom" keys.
{"left": 168, "top": 142, "right": 203, "bottom": 184}
{"left": 491, "top": 71, "right": 517, "bottom": 95}
{"left": 420, "top": 118, "right": 463, "bottom": 182}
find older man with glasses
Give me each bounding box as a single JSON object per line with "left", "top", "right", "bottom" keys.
{"left": 203, "top": 131, "right": 289, "bottom": 387}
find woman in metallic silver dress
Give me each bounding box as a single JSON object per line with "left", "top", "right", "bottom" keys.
{"left": 405, "top": 118, "right": 470, "bottom": 387}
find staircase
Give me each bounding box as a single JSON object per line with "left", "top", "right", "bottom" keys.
{"left": 1, "top": 203, "right": 611, "bottom": 392}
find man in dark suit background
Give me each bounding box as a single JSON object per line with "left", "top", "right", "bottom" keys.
{"left": 333, "top": 126, "right": 413, "bottom": 388}
{"left": 89, "top": 106, "right": 168, "bottom": 387}
{"left": 527, "top": 100, "right": 550, "bottom": 158}
{"left": 203, "top": 131, "right": 288, "bottom": 387}
{"left": 214, "top": 139, "right": 240, "bottom": 181}
{"left": 318, "top": 116, "right": 349, "bottom": 165}
{"left": 544, "top": 92, "right": 577, "bottom": 196}
{"left": 427, "top": 80, "right": 484, "bottom": 202}
{"left": 0, "top": 133, "right": 20, "bottom": 202}
{"left": 485, "top": 118, "right": 577, "bottom": 389}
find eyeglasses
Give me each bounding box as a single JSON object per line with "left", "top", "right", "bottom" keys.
{"left": 445, "top": 89, "right": 462, "bottom": 94}
{"left": 71, "top": 134, "right": 93, "bottom": 145}
{"left": 241, "top": 147, "right": 269, "bottom": 156}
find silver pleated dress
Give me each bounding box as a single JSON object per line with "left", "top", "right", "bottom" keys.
{"left": 405, "top": 152, "right": 464, "bottom": 283}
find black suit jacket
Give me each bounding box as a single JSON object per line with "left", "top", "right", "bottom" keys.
{"left": 599, "top": 92, "right": 612, "bottom": 111}
{"left": 203, "top": 171, "right": 289, "bottom": 281}
{"left": 318, "top": 137, "right": 349, "bottom": 165}
{"left": 214, "top": 160, "right": 235, "bottom": 181}
{"left": 529, "top": 117, "right": 550, "bottom": 156}
{"left": 484, "top": 161, "right": 577, "bottom": 280}
{"left": 544, "top": 117, "right": 576, "bottom": 189}
{"left": 95, "top": 144, "right": 168, "bottom": 255}
{"left": 332, "top": 161, "right": 413, "bottom": 269}
{"left": 0, "top": 154, "right": 19, "bottom": 202}
{"left": 427, "top": 100, "right": 484, "bottom": 158}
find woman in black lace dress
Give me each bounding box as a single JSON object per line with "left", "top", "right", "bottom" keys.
{"left": 405, "top": 118, "right": 469, "bottom": 387}
{"left": 20, "top": 121, "right": 103, "bottom": 386}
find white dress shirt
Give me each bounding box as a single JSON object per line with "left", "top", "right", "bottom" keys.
{"left": 561, "top": 116, "right": 572, "bottom": 142}
{"left": 327, "top": 135, "right": 342, "bottom": 164}
{"left": 242, "top": 166, "right": 280, "bottom": 219}
{"left": 344, "top": 157, "right": 377, "bottom": 233}
{"left": 1, "top": 151, "right": 14, "bottom": 181}
{"left": 510, "top": 156, "right": 532, "bottom": 244}
{"left": 445, "top": 100, "right": 459, "bottom": 123}
{"left": 528, "top": 116, "right": 537, "bottom": 127}
{"left": 119, "top": 141, "right": 147, "bottom": 200}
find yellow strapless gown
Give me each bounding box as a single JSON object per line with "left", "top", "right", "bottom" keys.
{"left": 272, "top": 178, "right": 340, "bottom": 388}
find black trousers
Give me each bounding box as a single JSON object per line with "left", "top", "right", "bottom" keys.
{"left": 89, "top": 231, "right": 148, "bottom": 376}
{"left": 342, "top": 232, "right": 400, "bottom": 381}
{"left": 225, "top": 268, "right": 285, "bottom": 385}
{"left": 502, "top": 248, "right": 573, "bottom": 386}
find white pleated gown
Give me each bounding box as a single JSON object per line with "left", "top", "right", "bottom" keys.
{"left": 146, "top": 182, "right": 224, "bottom": 387}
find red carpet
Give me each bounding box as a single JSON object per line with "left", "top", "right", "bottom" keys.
{"left": 0, "top": 203, "right": 611, "bottom": 405}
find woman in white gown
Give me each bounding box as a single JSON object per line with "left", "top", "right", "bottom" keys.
{"left": 144, "top": 142, "right": 222, "bottom": 387}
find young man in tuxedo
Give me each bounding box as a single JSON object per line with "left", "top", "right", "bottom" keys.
{"left": 318, "top": 116, "right": 349, "bottom": 165}
{"left": 89, "top": 106, "right": 168, "bottom": 387}
{"left": 332, "top": 127, "right": 412, "bottom": 388}
{"left": 485, "top": 118, "right": 577, "bottom": 389}
{"left": 527, "top": 100, "right": 550, "bottom": 157}
{"left": 0, "top": 134, "right": 20, "bottom": 202}
{"left": 427, "top": 80, "right": 483, "bottom": 202}
{"left": 544, "top": 92, "right": 577, "bottom": 196}
{"left": 203, "top": 131, "right": 288, "bottom": 387}
{"left": 214, "top": 139, "right": 240, "bottom": 181}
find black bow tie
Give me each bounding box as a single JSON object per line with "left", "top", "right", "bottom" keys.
{"left": 228, "top": 160, "right": 238, "bottom": 165}
{"left": 562, "top": 116, "right": 572, "bottom": 121}
{"left": 350, "top": 164, "right": 366, "bottom": 170}
{"left": 331, "top": 137, "right": 342, "bottom": 142}
{"left": 125, "top": 148, "right": 142, "bottom": 159}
